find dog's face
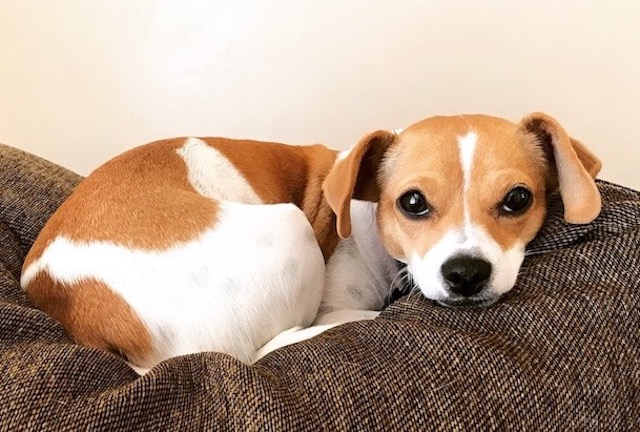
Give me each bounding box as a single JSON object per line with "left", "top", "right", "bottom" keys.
{"left": 324, "top": 113, "right": 602, "bottom": 307}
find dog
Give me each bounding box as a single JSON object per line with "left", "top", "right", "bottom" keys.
{"left": 21, "top": 112, "right": 602, "bottom": 372}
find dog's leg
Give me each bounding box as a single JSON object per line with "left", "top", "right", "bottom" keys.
{"left": 127, "top": 362, "right": 151, "bottom": 376}
{"left": 313, "top": 309, "right": 380, "bottom": 325}
{"left": 251, "top": 309, "right": 380, "bottom": 362}
{"left": 251, "top": 324, "right": 337, "bottom": 362}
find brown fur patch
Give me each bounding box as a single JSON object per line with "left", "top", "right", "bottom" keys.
{"left": 376, "top": 115, "right": 553, "bottom": 260}
{"left": 24, "top": 139, "right": 220, "bottom": 271}
{"left": 26, "top": 272, "right": 153, "bottom": 365}
{"left": 520, "top": 112, "right": 602, "bottom": 224}
{"left": 210, "top": 139, "right": 340, "bottom": 258}
{"left": 299, "top": 145, "right": 343, "bottom": 260}
{"left": 322, "top": 131, "right": 396, "bottom": 238}
{"left": 22, "top": 136, "right": 344, "bottom": 367}
{"left": 377, "top": 119, "right": 467, "bottom": 259}
{"left": 468, "top": 123, "right": 549, "bottom": 250}
{"left": 25, "top": 137, "right": 342, "bottom": 267}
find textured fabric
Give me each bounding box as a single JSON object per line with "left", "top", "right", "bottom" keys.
{"left": 1, "top": 142, "right": 639, "bottom": 431}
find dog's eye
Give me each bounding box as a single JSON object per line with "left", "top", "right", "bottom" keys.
{"left": 500, "top": 186, "right": 533, "bottom": 215}
{"left": 397, "top": 190, "right": 431, "bottom": 218}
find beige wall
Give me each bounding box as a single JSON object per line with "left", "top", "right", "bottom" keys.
{"left": 1, "top": 1, "right": 639, "bottom": 189}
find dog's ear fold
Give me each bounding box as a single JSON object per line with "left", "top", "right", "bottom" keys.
{"left": 520, "top": 112, "right": 602, "bottom": 224}
{"left": 323, "top": 130, "right": 396, "bottom": 238}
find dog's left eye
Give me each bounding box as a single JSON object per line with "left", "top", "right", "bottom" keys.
{"left": 500, "top": 186, "right": 533, "bottom": 215}
{"left": 397, "top": 190, "right": 431, "bottom": 218}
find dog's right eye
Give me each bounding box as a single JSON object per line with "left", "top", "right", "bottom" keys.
{"left": 397, "top": 190, "right": 431, "bottom": 218}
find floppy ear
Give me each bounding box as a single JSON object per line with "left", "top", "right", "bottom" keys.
{"left": 520, "top": 112, "right": 602, "bottom": 224}
{"left": 322, "top": 130, "right": 396, "bottom": 238}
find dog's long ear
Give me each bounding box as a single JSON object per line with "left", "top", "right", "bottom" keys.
{"left": 520, "top": 112, "right": 602, "bottom": 224}
{"left": 323, "top": 130, "right": 396, "bottom": 238}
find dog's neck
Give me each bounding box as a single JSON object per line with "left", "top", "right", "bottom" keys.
{"left": 216, "top": 140, "right": 341, "bottom": 259}
{"left": 261, "top": 144, "right": 397, "bottom": 310}
{"left": 319, "top": 200, "right": 398, "bottom": 314}
{"left": 295, "top": 144, "right": 343, "bottom": 260}
{"left": 232, "top": 142, "right": 398, "bottom": 307}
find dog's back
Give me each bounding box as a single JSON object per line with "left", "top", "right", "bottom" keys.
{"left": 21, "top": 137, "right": 328, "bottom": 366}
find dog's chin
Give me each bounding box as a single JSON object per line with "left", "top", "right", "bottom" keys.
{"left": 436, "top": 296, "right": 499, "bottom": 309}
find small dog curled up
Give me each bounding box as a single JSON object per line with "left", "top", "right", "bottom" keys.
{"left": 21, "top": 112, "right": 601, "bottom": 373}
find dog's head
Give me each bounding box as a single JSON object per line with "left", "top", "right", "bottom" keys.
{"left": 323, "top": 113, "right": 602, "bottom": 307}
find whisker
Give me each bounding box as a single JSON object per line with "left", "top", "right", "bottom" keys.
{"left": 407, "top": 285, "right": 421, "bottom": 301}
{"left": 524, "top": 249, "right": 550, "bottom": 257}
{"left": 384, "top": 266, "right": 417, "bottom": 307}
{"left": 388, "top": 266, "right": 409, "bottom": 293}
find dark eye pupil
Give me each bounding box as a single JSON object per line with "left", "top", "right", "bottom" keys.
{"left": 502, "top": 187, "right": 532, "bottom": 214}
{"left": 398, "top": 190, "right": 430, "bottom": 217}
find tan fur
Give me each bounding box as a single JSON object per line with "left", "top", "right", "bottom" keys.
{"left": 467, "top": 119, "right": 548, "bottom": 250}
{"left": 23, "top": 137, "right": 343, "bottom": 361}
{"left": 23, "top": 112, "right": 601, "bottom": 366}
{"left": 24, "top": 137, "right": 340, "bottom": 267}
{"left": 24, "top": 139, "right": 219, "bottom": 263}
{"left": 23, "top": 139, "right": 219, "bottom": 360}
{"left": 325, "top": 113, "right": 601, "bottom": 263}
{"left": 211, "top": 139, "right": 340, "bottom": 258}
{"left": 322, "top": 130, "right": 396, "bottom": 238}
{"left": 27, "top": 272, "right": 153, "bottom": 364}
{"left": 519, "top": 112, "right": 602, "bottom": 223}
{"left": 376, "top": 119, "right": 467, "bottom": 259}
{"left": 374, "top": 116, "right": 544, "bottom": 260}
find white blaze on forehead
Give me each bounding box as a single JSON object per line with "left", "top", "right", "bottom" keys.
{"left": 458, "top": 131, "right": 478, "bottom": 235}
{"left": 457, "top": 131, "right": 477, "bottom": 192}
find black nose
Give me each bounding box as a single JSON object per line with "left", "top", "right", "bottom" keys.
{"left": 441, "top": 256, "right": 492, "bottom": 297}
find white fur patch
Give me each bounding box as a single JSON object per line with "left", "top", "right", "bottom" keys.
{"left": 176, "top": 137, "right": 262, "bottom": 204}
{"left": 320, "top": 200, "right": 397, "bottom": 313}
{"left": 458, "top": 131, "right": 477, "bottom": 238}
{"left": 337, "top": 148, "right": 351, "bottom": 161}
{"left": 409, "top": 225, "right": 524, "bottom": 304}
{"left": 253, "top": 200, "right": 396, "bottom": 362}
{"left": 252, "top": 308, "right": 381, "bottom": 362}
{"left": 22, "top": 201, "right": 325, "bottom": 366}
{"left": 457, "top": 131, "right": 477, "bottom": 192}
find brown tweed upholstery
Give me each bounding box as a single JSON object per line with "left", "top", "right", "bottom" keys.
{"left": 1, "top": 142, "right": 639, "bottom": 431}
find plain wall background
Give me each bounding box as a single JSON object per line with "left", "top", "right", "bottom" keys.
{"left": 1, "top": 0, "right": 639, "bottom": 188}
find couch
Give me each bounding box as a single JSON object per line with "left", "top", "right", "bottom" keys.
{"left": 1, "top": 143, "right": 638, "bottom": 430}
